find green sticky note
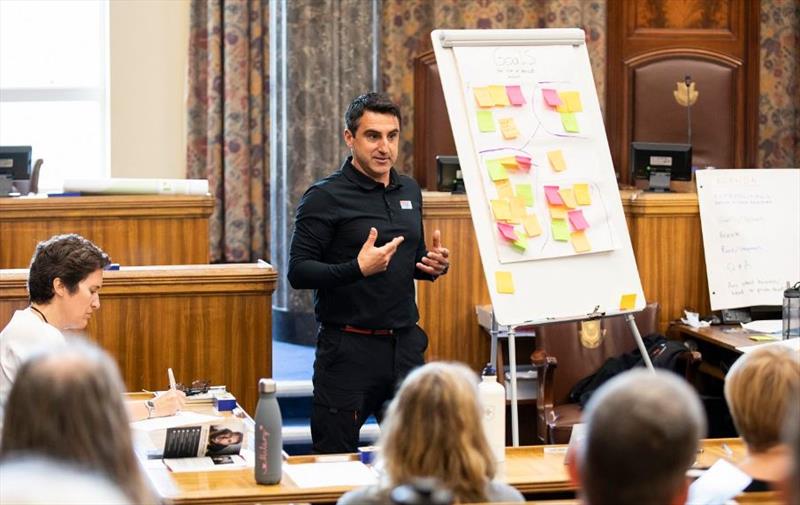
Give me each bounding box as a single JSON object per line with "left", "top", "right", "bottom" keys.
{"left": 561, "top": 112, "right": 579, "bottom": 133}
{"left": 516, "top": 184, "right": 534, "bottom": 206}
{"left": 477, "top": 110, "right": 495, "bottom": 132}
{"left": 512, "top": 232, "right": 528, "bottom": 252}
{"left": 551, "top": 218, "right": 569, "bottom": 241}
{"left": 487, "top": 159, "right": 508, "bottom": 181}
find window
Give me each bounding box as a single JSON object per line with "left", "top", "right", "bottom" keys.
{"left": 0, "top": 0, "right": 108, "bottom": 191}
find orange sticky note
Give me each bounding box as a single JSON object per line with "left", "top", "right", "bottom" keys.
{"left": 473, "top": 86, "right": 494, "bottom": 108}
{"left": 620, "top": 293, "right": 637, "bottom": 310}
{"left": 489, "top": 85, "right": 510, "bottom": 106}
{"left": 547, "top": 150, "right": 566, "bottom": 172}
{"left": 499, "top": 156, "right": 518, "bottom": 169}
{"left": 509, "top": 197, "right": 526, "bottom": 224}
{"left": 574, "top": 183, "right": 591, "bottom": 205}
{"left": 495, "top": 179, "right": 514, "bottom": 200}
{"left": 499, "top": 117, "right": 519, "bottom": 139}
{"left": 491, "top": 199, "right": 511, "bottom": 221}
{"left": 549, "top": 205, "right": 567, "bottom": 219}
{"left": 522, "top": 214, "right": 542, "bottom": 237}
{"left": 496, "top": 271, "right": 515, "bottom": 294}
{"left": 561, "top": 91, "right": 583, "bottom": 112}
{"left": 571, "top": 230, "right": 591, "bottom": 252}
{"left": 559, "top": 188, "right": 577, "bottom": 209}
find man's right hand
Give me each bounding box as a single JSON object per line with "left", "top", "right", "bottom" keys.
{"left": 357, "top": 227, "right": 404, "bottom": 277}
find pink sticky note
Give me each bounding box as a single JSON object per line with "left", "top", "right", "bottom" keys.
{"left": 542, "top": 88, "right": 562, "bottom": 107}
{"left": 568, "top": 209, "right": 589, "bottom": 231}
{"left": 497, "top": 222, "right": 518, "bottom": 241}
{"left": 506, "top": 85, "right": 526, "bottom": 106}
{"left": 544, "top": 185, "right": 563, "bottom": 205}
{"left": 515, "top": 155, "right": 532, "bottom": 165}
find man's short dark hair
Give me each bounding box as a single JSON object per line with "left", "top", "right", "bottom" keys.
{"left": 27, "top": 234, "right": 110, "bottom": 304}
{"left": 345, "top": 92, "right": 402, "bottom": 135}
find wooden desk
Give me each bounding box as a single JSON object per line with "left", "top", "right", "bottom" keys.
{"left": 0, "top": 263, "right": 276, "bottom": 413}
{"left": 669, "top": 323, "right": 754, "bottom": 380}
{"left": 145, "top": 438, "right": 747, "bottom": 504}
{"left": 0, "top": 195, "right": 214, "bottom": 268}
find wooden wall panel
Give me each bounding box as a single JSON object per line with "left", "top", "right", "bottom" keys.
{"left": 0, "top": 264, "right": 276, "bottom": 414}
{"left": 0, "top": 195, "right": 214, "bottom": 268}
{"left": 421, "top": 191, "right": 707, "bottom": 357}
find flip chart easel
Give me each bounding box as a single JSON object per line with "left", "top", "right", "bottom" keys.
{"left": 432, "top": 29, "right": 650, "bottom": 445}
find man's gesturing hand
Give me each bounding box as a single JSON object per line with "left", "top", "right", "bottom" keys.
{"left": 416, "top": 229, "right": 450, "bottom": 276}
{"left": 358, "top": 227, "right": 404, "bottom": 277}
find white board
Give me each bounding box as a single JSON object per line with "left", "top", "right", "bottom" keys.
{"left": 432, "top": 29, "right": 644, "bottom": 326}
{"left": 696, "top": 169, "right": 800, "bottom": 310}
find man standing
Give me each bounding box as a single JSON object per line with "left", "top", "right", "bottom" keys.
{"left": 288, "top": 92, "right": 450, "bottom": 453}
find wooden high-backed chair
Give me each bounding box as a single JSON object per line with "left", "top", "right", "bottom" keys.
{"left": 530, "top": 303, "right": 700, "bottom": 444}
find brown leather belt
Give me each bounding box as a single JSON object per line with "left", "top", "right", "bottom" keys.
{"left": 337, "top": 325, "right": 394, "bottom": 336}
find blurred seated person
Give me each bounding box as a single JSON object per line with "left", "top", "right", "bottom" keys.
{"left": 0, "top": 456, "right": 130, "bottom": 505}
{"left": 0, "top": 233, "right": 183, "bottom": 426}
{"left": 781, "top": 389, "right": 800, "bottom": 505}
{"left": 724, "top": 345, "right": 800, "bottom": 492}
{"left": 338, "top": 362, "right": 523, "bottom": 504}
{"left": 0, "top": 340, "right": 153, "bottom": 503}
{"left": 568, "top": 369, "right": 706, "bottom": 505}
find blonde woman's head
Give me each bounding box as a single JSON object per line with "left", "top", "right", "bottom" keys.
{"left": 378, "top": 362, "right": 495, "bottom": 503}
{"left": 724, "top": 346, "right": 800, "bottom": 453}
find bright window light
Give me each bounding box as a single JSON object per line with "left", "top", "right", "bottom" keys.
{"left": 0, "top": 0, "right": 109, "bottom": 191}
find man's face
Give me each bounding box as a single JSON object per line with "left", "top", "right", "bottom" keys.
{"left": 344, "top": 110, "right": 400, "bottom": 186}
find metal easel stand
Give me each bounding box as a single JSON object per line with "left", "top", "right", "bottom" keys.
{"left": 625, "top": 313, "right": 655, "bottom": 371}
{"left": 489, "top": 311, "right": 536, "bottom": 447}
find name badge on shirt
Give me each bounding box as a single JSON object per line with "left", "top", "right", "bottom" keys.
{"left": 400, "top": 200, "right": 413, "bottom": 210}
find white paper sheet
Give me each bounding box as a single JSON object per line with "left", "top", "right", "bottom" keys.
{"left": 741, "top": 319, "right": 783, "bottom": 334}
{"left": 284, "top": 461, "right": 377, "bottom": 488}
{"left": 129, "top": 411, "right": 222, "bottom": 432}
{"left": 687, "top": 458, "right": 752, "bottom": 505}
{"left": 164, "top": 454, "right": 251, "bottom": 473}
{"left": 736, "top": 337, "right": 800, "bottom": 354}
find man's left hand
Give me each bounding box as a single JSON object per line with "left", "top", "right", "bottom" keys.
{"left": 416, "top": 229, "right": 450, "bottom": 276}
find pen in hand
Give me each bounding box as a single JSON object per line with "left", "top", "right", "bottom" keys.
{"left": 168, "top": 368, "right": 177, "bottom": 391}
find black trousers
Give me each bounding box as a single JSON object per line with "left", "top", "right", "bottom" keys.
{"left": 310, "top": 324, "right": 428, "bottom": 454}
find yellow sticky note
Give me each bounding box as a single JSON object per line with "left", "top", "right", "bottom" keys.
{"left": 749, "top": 334, "right": 779, "bottom": 342}
{"left": 547, "top": 150, "right": 566, "bottom": 172}
{"left": 559, "top": 188, "right": 578, "bottom": 209}
{"left": 499, "top": 156, "right": 518, "bottom": 169}
{"left": 515, "top": 184, "right": 534, "bottom": 206}
{"left": 555, "top": 92, "right": 570, "bottom": 113}
{"left": 620, "top": 293, "right": 637, "bottom": 310}
{"left": 473, "top": 87, "right": 494, "bottom": 108}
{"left": 491, "top": 199, "right": 511, "bottom": 221}
{"left": 522, "top": 214, "right": 542, "bottom": 237}
{"left": 509, "top": 197, "right": 526, "bottom": 224}
{"left": 495, "top": 179, "right": 514, "bottom": 199}
{"left": 489, "top": 85, "right": 510, "bottom": 106}
{"left": 487, "top": 159, "right": 508, "bottom": 181}
{"left": 571, "top": 230, "right": 591, "bottom": 253}
{"left": 549, "top": 205, "right": 567, "bottom": 219}
{"left": 496, "top": 271, "right": 515, "bottom": 294}
{"left": 499, "top": 117, "right": 519, "bottom": 139}
{"left": 561, "top": 91, "right": 583, "bottom": 112}
{"left": 574, "top": 183, "right": 591, "bottom": 205}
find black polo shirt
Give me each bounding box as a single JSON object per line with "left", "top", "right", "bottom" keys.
{"left": 288, "top": 157, "right": 435, "bottom": 329}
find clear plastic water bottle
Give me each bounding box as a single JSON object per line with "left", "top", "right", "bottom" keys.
{"left": 478, "top": 363, "right": 506, "bottom": 463}
{"left": 255, "top": 378, "right": 282, "bottom": 484}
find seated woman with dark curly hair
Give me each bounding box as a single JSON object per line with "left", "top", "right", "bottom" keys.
{"left": 338, "top": 361, "right": 523, "bottom": 504}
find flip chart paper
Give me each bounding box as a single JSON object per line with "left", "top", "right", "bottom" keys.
{"left": 489, "top": 85, "right": 510, "bottom": 106}
{"left": 516, "top": 184, "right": 534, "bottom": 206}
{"left": 549, "top": 205, "right": 567, "bottom": 219}
{"left": 568, "top": 209, "right": 589, "bottom": 230}
{"left": 561, "top": 112, "right": 579, "bottom": 133}
{"left": 499, "top": 117, "right": 519, "bottom": 139}
{"left": 473, "top": 86, "right": 494, "bottom": 108}
{"left": 495, "top": 271, "right": 515, "bottom": 294}
{"left": 620, "top": 293, "right": 637, "bottom": 310}
{"left": 547, "top": 150, "right": 566, "bottom": 172}
{"left": 497, "top": 222, "right": 518, "bottom": 241}
{"left": 487, "top": 160, "right": 508, "bottom": 181}
{"left": 495, "top": 179, "right": 514, "bottom": 199}
{"left": 544, "top": 186, "right": 563, "bottom": 205}
{"left": 574, "top": 183, "right": 591, "bottom": 205}
{"left": 477, "top": 110, "right": 495, "bottom": 132}
{"left": 506, "top": 85, "right": 526, "bottom": 106}
{"left": 491, "top": 199, "right": 511, "bottom": 220}
{"left": 542, "top": 88, "right": 562, "bottom": 107}
{"left": 571, "top": 230, "right": 591, "bottom": 252}
{"left": 551, "top": 219, "right": 569, "bottom": 241}
{"left": 561, "top": 91, "right": 583, "bottom": 112}
{"left": 559, "top": 188, "right": 577, "bottom": 209}
{"left": 523, "top": 214, "right": 542, "bottom": 236}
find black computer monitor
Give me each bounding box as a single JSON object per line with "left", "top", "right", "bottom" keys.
{"left": 630, "top": 142, "right": 692, "bottom": 191}
{"left": 0, "top": 146, "right": 32, "bottom": 180}
{"left": 435, "top": 155, "right": 460, "bottom": 192}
